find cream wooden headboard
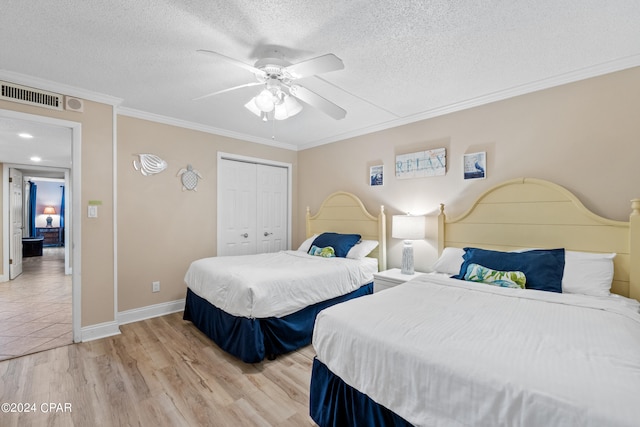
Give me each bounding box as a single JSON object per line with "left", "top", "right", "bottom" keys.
{"left": 306, "top": 191, "right": 387, "bottom": 271}
{"left": 437, "top": 178, "right": 639, "bottom": 300}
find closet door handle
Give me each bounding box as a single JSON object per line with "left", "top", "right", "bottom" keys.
{"left": 241, "top": 233, "right": 248, "bottom": 238}
{"left": 264, "top": 232, "right": 273, "bottom": 237}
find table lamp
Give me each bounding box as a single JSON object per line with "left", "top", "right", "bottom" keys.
{"left": 43, "top": 206, "right": 56, "bottom": 227}
{"left": 392, "top": 214, "right": 425, "bottom": 275}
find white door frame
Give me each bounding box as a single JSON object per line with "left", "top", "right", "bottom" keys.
{"left": 217, "top": 152, "right": 292, "bottom": 253}
{"left": 8, "top": 168, "right": 23, "bottom": 279}
{"left": 0, "top": 109, "right": 82, "bottom": 343}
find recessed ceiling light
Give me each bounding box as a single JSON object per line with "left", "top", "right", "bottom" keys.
{"left": 18, "top": 133, "right": 34, "bottom": 139}
{"left": 30, "top": 156, "right": 42, "bottom": 162}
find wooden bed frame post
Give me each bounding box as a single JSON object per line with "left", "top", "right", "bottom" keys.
{"left": 378, "top": 206, "right": 387, "bottom": 271}
{"left": 630, "top": 199, "right": 640, "bottom": 301}
{"left": 437, "top": 203, "right": 445, "bottom": 256}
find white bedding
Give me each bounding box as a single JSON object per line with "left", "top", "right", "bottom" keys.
{"left": 313, "top": 274, "right": 640, "bottom": 427}
{"left": 184, "top": 250, "right": 377, "bottom": 318}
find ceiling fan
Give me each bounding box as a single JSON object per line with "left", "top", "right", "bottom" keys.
{"left": 194, "top": 49, "right": 346, "bottom": 121}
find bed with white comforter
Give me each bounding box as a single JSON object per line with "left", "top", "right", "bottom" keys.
{"left": 185, "top": 250, "right": 377, "bottom": 318}
{"left": 183, "top": 249, "right": 377, "bottom": 363}
{"left": 311, "top": 274, "right": 640, "bottom": 427}
{"left": 310, "top": 179, "right": 640, "bottom": 426}
{"left": 183, "top": 191, "right": 386, "bottom": 363}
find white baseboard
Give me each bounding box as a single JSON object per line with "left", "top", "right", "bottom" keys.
{"left": 81, "top": 321, "right": 121, "bottom": 342}
{"left": 78, "top": 299, "right": 185, "bottom": 342}
{"left": 117, "top": 299, "right": 185, "bottom": 326}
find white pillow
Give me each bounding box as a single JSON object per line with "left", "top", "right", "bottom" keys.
{"left": 346, "top": 240, "right": 379, "bottom": 259}
{"left": 562, "top": 251, "right": 616, "bottom": 297}
{"left": 297, "top": 234, "right": 318, "bottom": 252}
{"left": 432, "top": 247, "right": 466, "bottom": 275}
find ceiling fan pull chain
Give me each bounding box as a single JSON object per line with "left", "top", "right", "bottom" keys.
{"left": 271, "top": 114, "right": 276, "bottom": 140}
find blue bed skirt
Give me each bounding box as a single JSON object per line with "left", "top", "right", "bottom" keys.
{"left": 183, "top": 282, "right": 373, "bottom": 363}
{"left": 310, "top": 358, "right": 414, "bottom": 427}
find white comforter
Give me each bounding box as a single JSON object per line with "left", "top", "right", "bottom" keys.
{"left": 184, "top": 250, "right": 377, "bottom": 318}
{"left": 313, "top": 274, "right": 640, "bottom": 427}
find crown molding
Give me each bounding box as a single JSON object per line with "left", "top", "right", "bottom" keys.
{"left": 299, "top": 55, "right": 640, "bottom": 150}
{"left": 117, "top": 107, "right": 299, "bottom": 151}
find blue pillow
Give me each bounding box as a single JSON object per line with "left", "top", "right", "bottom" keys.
{"left": 452, "top": 247, "right": 565, "bottom": 293}
{"left": 310, "top": 233, "right": 361, "bottom": 258}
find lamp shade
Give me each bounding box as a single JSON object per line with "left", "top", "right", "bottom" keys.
{"left": 392, "top": 215, "right": 425, "bottom": 240}
{"left": 43, "top": 206, "right": 56, "bottom": 215}
{"left": 274, "top": 95, "right": 303, "bottom": 120}
{"left": 244, "top": 98, "right": 261, "bottom": 117}
{"left": 254, "top": 89, "right": 275, "bottom": 112}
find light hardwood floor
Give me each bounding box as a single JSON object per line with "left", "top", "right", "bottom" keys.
{"left": 0, "top": 247, "right": 72, "bottom": 361}
{"left": 0, "top": 312, "right": 318, "bottom": 427}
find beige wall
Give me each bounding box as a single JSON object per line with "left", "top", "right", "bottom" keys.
{"left": 0, "top": 98, "right": 115, "bottom": 327}
{"left": 116, "top": 116, "right": 298, "bottom": 312}
{"left": 297, "top": 66, "right": 640, "bottom": 273}
{"left": 2, "top": 65, "right": 638, "bottom": 327}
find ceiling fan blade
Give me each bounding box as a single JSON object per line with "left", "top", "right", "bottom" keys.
{"left": 193, "top": 81, "right": 263, "bottom": 101}
{"left": 283, "top": 54, "right": 344, "bottom": 79}
{"left": 288, "top": 84, "right": 346, "bottom": 120}
{"left": 197, "top": 49, "right": 266, "bottom": 78}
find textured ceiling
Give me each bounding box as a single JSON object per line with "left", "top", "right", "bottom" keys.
{"left": 2, "top": 0, "right": 640, "bottom": 150}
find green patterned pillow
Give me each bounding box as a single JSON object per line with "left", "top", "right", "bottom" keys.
{"left": 463, "top": 263, "right": 526, "bottom": 289}
{"left": 309, "top": 245, "right": 336, "bottom": 258}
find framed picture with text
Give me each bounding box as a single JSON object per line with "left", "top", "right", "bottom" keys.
{"left": 395, "top": 147, "right": 446, "bottom": 179}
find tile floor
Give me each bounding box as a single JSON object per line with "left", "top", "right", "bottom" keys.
{"left": 0, "top": 247, "right": 72, "bottom": 361}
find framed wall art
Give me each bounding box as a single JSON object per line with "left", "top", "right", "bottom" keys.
{"left": 463, "top": 152, "right": 486, "bottom": 180}
{"left": 395, "top": 147, "right": 446, "bottom": 179}
{"left": 370, "top": 165, "right": 384, "bottom": 186}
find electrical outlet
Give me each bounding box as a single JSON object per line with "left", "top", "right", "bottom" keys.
{"left": 152, "top": 281, "right": 160, "bottom": 293}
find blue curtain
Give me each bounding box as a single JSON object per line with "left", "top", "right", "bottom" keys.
{"left": 60, "top": 185, "right": 65, "bottom": 229}
{"left": 29, "top": 181, "right": 37, "bottom": 237}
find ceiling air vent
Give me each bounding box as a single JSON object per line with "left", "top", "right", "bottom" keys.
{"left": 0, "top": 81, "right": 64, "bottom": 111}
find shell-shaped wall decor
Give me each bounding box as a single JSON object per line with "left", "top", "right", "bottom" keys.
{"left": 177, "top": 164, "right": 203, "bottom": 191}
{"left": 133, "top": 154, "right": 168, "bottom": 176}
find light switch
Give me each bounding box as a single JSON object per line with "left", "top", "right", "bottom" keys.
{"left": 88, "top": 205, "right": 98, "bottom": 218}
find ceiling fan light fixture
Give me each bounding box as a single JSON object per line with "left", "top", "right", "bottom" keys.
{"left": 285, "top": 95, "right": 303, "bottom": 115}
{"left": 255, "top": 89, "right": 275, "bottom": 112}
{"left": 246, "top": 91, "right": 302, "bottom": 121}
{"left": 274, "top": 94, "right": 303, "bottom": 120}
{"left": 196, "top": 49, "right": 346, "bottom": 121}
{"left": 244, "top": 98, "right": 261, "bottom": 117}
{"left": 273, "top": 105, "right": 287, "bottom": 121}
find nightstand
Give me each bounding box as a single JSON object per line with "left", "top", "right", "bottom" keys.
{"left": 36, "top": 227, "right": 62, "bottom": 247}
{"left": 373, "top": 268, "right": 427, "bottom": 292}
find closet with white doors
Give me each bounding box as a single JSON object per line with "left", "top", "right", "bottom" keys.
{"left": 217, "top": 154, "right": 290, "bottom": 256}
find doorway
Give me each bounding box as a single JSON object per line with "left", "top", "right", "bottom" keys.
{"left": 0, "top": 109, "right": 81, "bottom": 359}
